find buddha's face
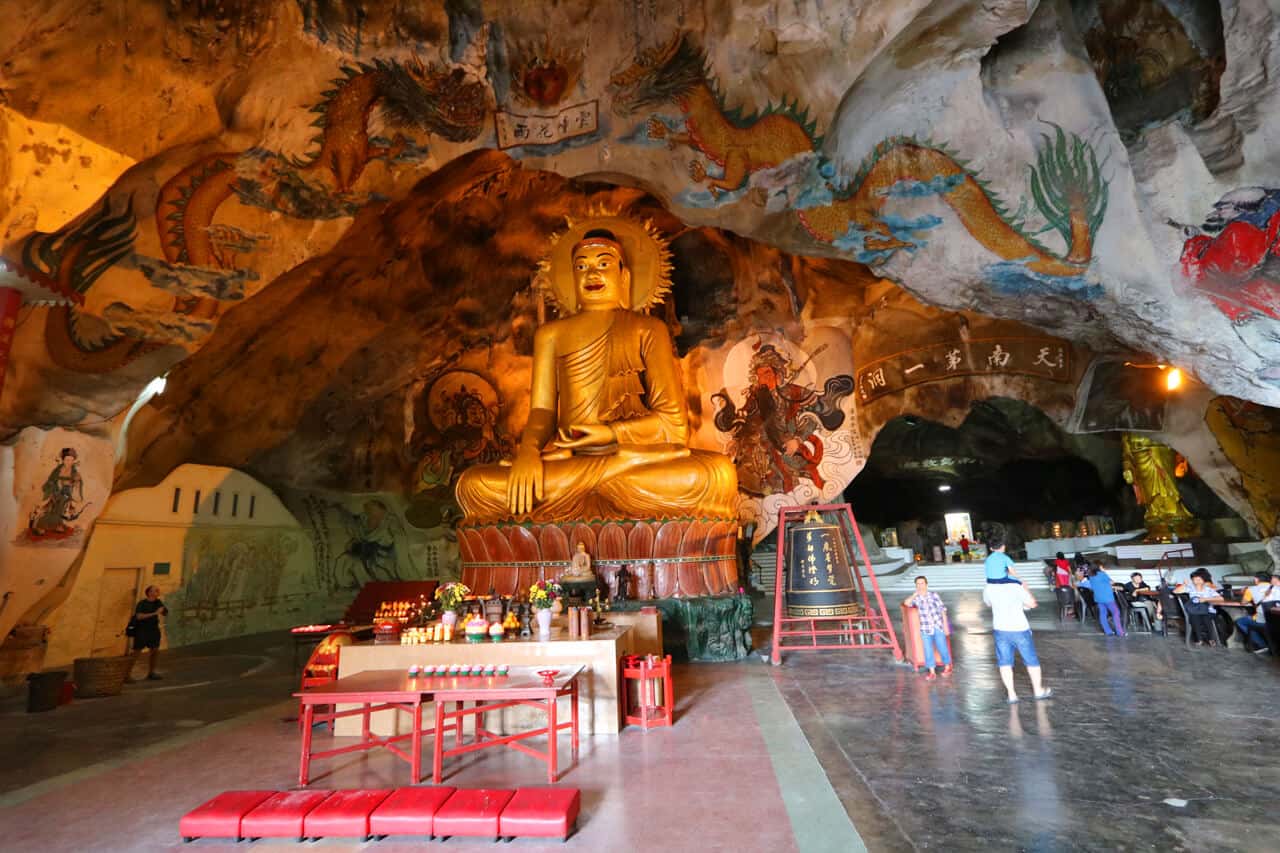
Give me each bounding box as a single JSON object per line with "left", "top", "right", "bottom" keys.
{"left": 573, "top": 240, "right": 630, "bottom": 311}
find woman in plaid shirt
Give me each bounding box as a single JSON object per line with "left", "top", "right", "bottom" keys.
{"left": 906, "top": 576, "right": 952, "bottom": 680}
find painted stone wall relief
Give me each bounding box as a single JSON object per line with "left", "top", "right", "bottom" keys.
{"left": 3, "top": 39, "right": 491, "bottom": 373}
{"left": 709, "top": 334, "right": 861, "bottom": 540}
{"left": 413, "top": 370, "right": 513, "bottom": 509}
{"left": 1177, "top": 188, "right": 1280, "bottom": 387}
{"left": 15, "top": 446, "right": 93, "bottom": 547}
{"left": 713, "top": 339, "right": 854, "bottom": 497}
{"left": 297, "top": 494, "right": 428, "bottom": 592}
{"left": 609, "top": 31, "right": 1109, "bottom": 300}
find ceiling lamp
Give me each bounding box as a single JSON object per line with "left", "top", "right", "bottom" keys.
{"left": 937, "top": 484, "right": 952, "bottom": 492}
{"left": 1165, "top": 367, "right": 1183, "bottom": 391}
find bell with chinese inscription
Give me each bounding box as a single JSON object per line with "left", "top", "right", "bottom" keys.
{"left": 785, "top": 510, "right": 859, "bottom": 618}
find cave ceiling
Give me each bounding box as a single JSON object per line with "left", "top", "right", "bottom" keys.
{"left": 2, "top": 0, "right": 1279, "bottom": 508}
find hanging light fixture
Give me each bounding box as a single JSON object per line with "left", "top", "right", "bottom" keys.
{"left": 1165, "top": 367, "right": 1183, "bottom": 391}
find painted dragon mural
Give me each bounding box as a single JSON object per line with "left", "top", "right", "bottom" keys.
{"left": 10, "top": 196, "right": 159, "bottom": 372}
{"left": 156, "top": 56, "right": 487, "bottom": 318}
{"left": 609, "top": 31, "right": 1109, "bottom": 283}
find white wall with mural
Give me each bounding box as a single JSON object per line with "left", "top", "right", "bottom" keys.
{"left": 45, "top": 464, "right": 317, "bottom": 665}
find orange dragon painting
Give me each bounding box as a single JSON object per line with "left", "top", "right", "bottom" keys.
{"left": 609, "top": 32, "right": 1108, "bottom": 286}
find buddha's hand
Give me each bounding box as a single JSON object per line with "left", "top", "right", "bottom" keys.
{"left": 507, "top": 446, "right": 544, "bottom": 515}
{"left": 553, "top": 423, "right": 615, "bottom": 450}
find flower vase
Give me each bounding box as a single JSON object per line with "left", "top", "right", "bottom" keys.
{"left": 535, "top": 608, "right": 552, "bottom": 639}
{"left": 442, "top": 610, "right": 458, "bottom": 630}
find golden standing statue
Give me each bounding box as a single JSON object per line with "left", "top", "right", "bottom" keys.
{"left": 455, "top": 214, "right": 738, "bottom": 523}
{"left": 1121, "top": 433, "right": 1198, "bottom": 541}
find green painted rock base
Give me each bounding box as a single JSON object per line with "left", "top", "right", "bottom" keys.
{"left": 614, "top": 594, "right": 754, "bottom": 661}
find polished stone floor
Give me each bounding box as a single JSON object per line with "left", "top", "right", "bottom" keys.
{"left": 2, "top": 594, "right": 1277, "bottom": 852}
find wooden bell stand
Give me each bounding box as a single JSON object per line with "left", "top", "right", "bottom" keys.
{"left": 769, "top": 503, "right": 903, "bottom": 665}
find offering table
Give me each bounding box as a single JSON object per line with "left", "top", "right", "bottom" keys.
{"left": 336, "top": 619, "right": 643, "bottom": 736}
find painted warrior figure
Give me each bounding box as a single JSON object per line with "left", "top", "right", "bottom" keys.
{"left": 712, "top": 342, "right": 853, "bottom": 496}
{"left": 455, "top": 214, "right": 737, "bottom": 523}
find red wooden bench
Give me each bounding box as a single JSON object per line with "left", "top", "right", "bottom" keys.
{"left": 369, "top": 786, "right": 456, "bottom": 838}
{"left": 302, "top": 789, "right": 392, "bottom": 840}
{"left": 179, "top": 790, "right": 274, "bottom": 842}
{"left": 432, "top": 788, "right": 514, "bottom": 841}
{"left": 181, "top": 785, "right": 580, "bottom": 843}
{"left": 240, "top": 790, "right": 334, "bottom": 841}
{"left": 500, "top": 786, "right": 582, "bottom": 840}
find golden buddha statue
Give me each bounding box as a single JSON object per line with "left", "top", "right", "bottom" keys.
{"left": 455, "top": 213, "right": 738, "bottom": 524}
{"left": 1121, "top": 432, "right": 1198, "bottom": 541}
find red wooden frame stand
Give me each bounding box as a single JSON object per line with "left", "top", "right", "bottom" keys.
{"left": 769, "top": 503, "right": 903, "bottom": 665}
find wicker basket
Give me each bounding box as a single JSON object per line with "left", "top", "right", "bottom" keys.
{"left": 72, "top": 656, "right": 134, "bottom": 698}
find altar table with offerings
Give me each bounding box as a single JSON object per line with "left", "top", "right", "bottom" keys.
{"left": 335, "top": 615, "right": 657, "bottom": 736}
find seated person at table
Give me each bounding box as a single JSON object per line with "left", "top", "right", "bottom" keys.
{"left": 1053, "top": 553, "right": 1072, "bottom": 588}
{"left": 984, "top": 539, "right": 1021, "bottom": 585}
{"left": 1123, "top": 572, "right": 1159, "bottom": 624}
{"left": 1175, "top": 569, "right": 1225, "bottom": 646}
{"left": 1085, "top": 566, "right": 1126, "bottom": 637}
{"left": 1235, "top": 571, "right": 1280, "bottom": 652}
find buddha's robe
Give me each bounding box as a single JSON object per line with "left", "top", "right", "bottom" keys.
{"left": 1122, "top": 434, "right": 1192, "bottom": 522}
{"left": 456, "top": 310, "right": 737, "bottom": 523}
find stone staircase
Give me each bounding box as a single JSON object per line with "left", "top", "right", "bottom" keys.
{"left": 874, "top": 561, "right": 1052, "bottom": 593}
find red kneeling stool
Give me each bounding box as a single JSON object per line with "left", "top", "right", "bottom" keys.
{"left": 241, "top": 790, "right": 334, "bottom": 841}
{"left": 180, "top": 790, "right": 275, "bottom": 842}
{"left": 302, "top": 789, "right": 392, "bottom": 840}
{"left": 432, "top": 788, "right": 515, "bottom": 841}
{"left": 499, "top": 787, "right": 582, "bottom": 841}
{"left": 370, "top": 786, "right": 456, "bottom": 838}
{"left": 622, "top": 654, "right": 674, "bottom": 728}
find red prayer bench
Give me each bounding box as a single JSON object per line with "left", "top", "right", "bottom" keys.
{"left": 499, "top": 786, "right": 582, "bottom": 840}
{"left": 302, "top": 789, "right": 392, "bottom": 840}
{"left": 369, "top": 786, "right": 456, "bottom": 837}
{"left": 431, "top": 788, "right": 515, "bottom": 841}
{"left": 240, "top": 790, "right": 334, "bottom": 841}
{"left": 179, "top": 790, "right": 274, "bottom": 842}
{"left": 182, "top": 786, "right": 580, "bottom": 843}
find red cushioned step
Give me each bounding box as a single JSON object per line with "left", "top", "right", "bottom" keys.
{"left": 241, "top": 790, "right": 333, "bottom": 839}
{"left": 369, "top": 786, "right": 457, "bottom": 837}
{"left": 499, "top": 787, "right": 582, "bottom": 840}
{"left": 302, "top": 789, "right": 392, "bottom": 839}
{"left": 432, "top": 788, "right": 515, "bottom": 839}
{"left": 179, "top": 790, "right": 275, "bottom": 841}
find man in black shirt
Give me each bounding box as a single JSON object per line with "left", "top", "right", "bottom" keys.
{"left": 127, "top": 585, "right": 168, "bottom": 681}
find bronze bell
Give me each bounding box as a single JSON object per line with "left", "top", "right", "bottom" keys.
{"left": 785, "top": 509, "right": 860, "bottom": 618}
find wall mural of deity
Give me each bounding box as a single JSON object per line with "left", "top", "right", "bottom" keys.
{"left": 14, "top": 446, "right": 93, "bottom": 547}
{"left": 415, "top": 370, "right": 513, "bottom": 494}
{"left": 711, "top": 333, "right": 860, "bottom": 539}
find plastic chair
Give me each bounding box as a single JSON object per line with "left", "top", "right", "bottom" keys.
{"left": 1125, "top": 597, "right": 1154, "bottom": 633}
{"left": 1157, "top": 586, "right": 1183, "bottom": 638}
{"left": 1054, "top": 587, "right": 1074, "bottom": 622}
{"left": 1076, "top": 587, "right": 1098, "bottom": 628}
